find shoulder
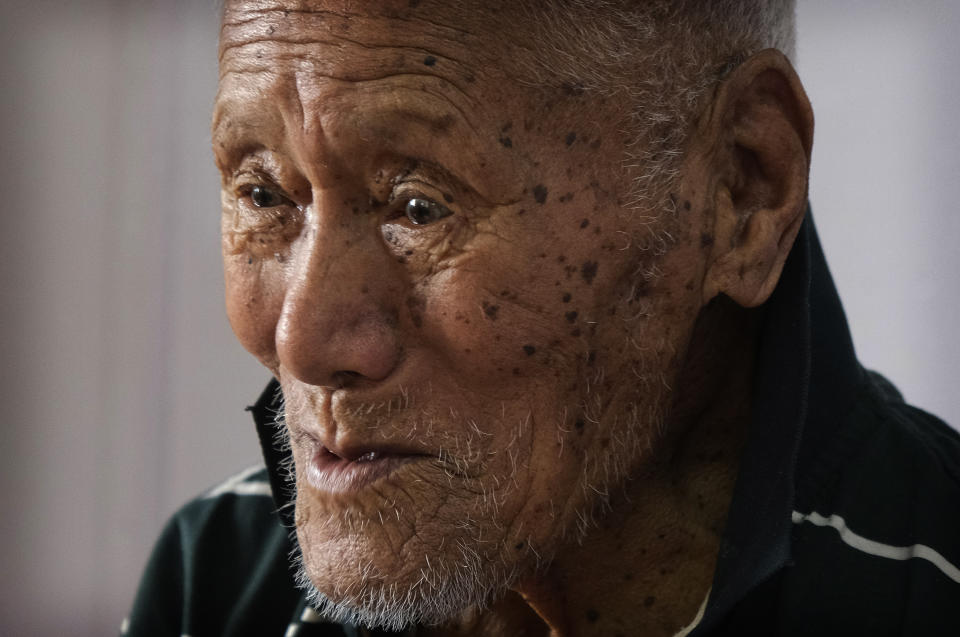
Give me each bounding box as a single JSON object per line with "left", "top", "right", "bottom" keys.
{"left": 177, "top": 465, "right": 281, "bottom": 534}
{"left": 124, "top": 466, "right": 302, "bottom": 636}
{"left": 782, "top": 373, "right": 960, "bottom": 633}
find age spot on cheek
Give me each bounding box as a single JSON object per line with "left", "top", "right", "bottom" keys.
{"left": 533, "top": 185, "right": 548, "bottom": 204}
{"left": 580, "top": 261, "right": 599, "bottom": 284}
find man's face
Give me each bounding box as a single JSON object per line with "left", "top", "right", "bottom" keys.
{"left": 215, "top": 0, "right": 707, "bottom": 626}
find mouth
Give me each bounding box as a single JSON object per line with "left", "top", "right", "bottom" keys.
{"left": 303, "top": 444, "right": 426, "bottom": 494}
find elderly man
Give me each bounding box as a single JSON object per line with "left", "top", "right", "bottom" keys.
{"left": 126, "top": 1, "right": 959, "bottom": 635}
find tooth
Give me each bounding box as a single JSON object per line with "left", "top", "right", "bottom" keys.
{"left": 358, "top": 451, "right": 377, "bottom": 462}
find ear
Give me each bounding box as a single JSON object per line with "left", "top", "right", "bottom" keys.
{"left": 699, "top": 49, "right": 814, "bottom": 308}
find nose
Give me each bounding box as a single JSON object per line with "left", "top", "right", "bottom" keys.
{"left": 275, "top": 203, "right": 403, "bottom": 389}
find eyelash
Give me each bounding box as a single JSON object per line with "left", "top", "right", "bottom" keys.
{"left": 233, "top": 176, "right": 456, "bottom": 228}
{"left": 237, "top": 182, "right": 295, "bottom": 210}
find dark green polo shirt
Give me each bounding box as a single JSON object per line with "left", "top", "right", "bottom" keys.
{"left": 124, "top": 215, "right": 960, "bottom": 636}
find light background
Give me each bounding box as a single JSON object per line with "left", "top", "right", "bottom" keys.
{"left": 0, "top": 1, "right": 957, "bottom": 635}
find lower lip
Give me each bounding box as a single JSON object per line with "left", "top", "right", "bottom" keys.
{"left": 304, "top": 449, "right": 420, "bottom": 494}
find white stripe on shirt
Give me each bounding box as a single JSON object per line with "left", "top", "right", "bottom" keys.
{"left": 792, "top": 510, "right": 960, "bottom": 584}
{"left": 203, "top": 465, "right": 268, "bottom": 499}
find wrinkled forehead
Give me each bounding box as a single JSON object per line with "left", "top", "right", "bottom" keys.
{"left": 213, "top": 0, "right": 624, "bottom": 196}
{"left": 219, "top": 0, "right": 534, "bottom": 76}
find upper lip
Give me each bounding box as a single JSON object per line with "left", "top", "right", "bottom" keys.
{"left": 319, "top": 441, "right": 427, "bottom": 462}
{"left": 295, "top": 423, "right": 429, "bottom": 462}
{"left": 284, "top": 383, "right": 431, "bottom": 461}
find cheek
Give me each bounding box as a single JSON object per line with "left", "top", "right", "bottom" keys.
{"left": 416, "top": 245, "right": 630, "bottom": 445}
{"left": 422, "top": 258, "right": 574, "bottom": 391}
{"left": 223, "top": 253, "right": 285, "bottom": 370}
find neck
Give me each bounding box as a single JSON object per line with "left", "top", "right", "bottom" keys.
{"left": 431, "top": 297, "right": 762, "bottom": 637}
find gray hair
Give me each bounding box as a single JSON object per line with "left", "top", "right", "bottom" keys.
{"left": 516, "top": 0, "right": 797, "bottom": 207}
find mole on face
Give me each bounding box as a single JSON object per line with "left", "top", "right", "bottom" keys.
{"left": 581, "top": 261, "right": 599, "bottom": 284}
{"left": 423, "top": 55, "right": 437, "bottom": 66}
{"left": 533, "top": 184, "right": 548, "bottom": 204}
{"left": 482, "top": 301, "right": 500, "bottom": 320}
{"left": 523, "top": 344, "right": 537, "bottom": 356}
{"left": 630, "top": 280, "right": 651, "bottom": 302}
{"left": 565, "top": 131, "right": 577, "bottom": 146}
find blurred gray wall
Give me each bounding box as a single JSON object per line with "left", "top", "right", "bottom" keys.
{"left": 0, "top": 1, "right": 957, "bottom": 635}
{"left": 0, "top": 2, "right": 265, "bottom": 635}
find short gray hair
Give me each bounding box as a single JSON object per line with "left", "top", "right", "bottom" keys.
{"left": 517, "top": 0, "right": 797, "bottom": 207}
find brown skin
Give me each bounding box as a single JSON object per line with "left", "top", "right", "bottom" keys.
{"left": 214, "top": 2, "right": 812, "bottom": 635}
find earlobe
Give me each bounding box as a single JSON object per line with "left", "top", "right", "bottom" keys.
{"left": 700, "top": 49, "right": 814, "bottom": 308}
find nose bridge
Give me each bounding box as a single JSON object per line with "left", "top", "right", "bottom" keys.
{"left": 276, "top": 190, "right": 402, "bottom": 388}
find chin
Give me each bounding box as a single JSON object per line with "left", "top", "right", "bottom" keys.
{"left": 291, "top": 485, "right": 522, "bottom": 631}
{"left": 292, "top": 548, "right": 515, "bottom": 631}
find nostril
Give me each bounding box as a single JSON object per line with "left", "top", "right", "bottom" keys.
{"left": 332, "top": 370, "right": 363, "bottom": 388}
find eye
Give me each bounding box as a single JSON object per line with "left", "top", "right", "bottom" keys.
{"left": 249, "top": 185, "right": 290, "bottom": 208}
{"left": 405, "top": 198, "right": 452, "bottom": 225}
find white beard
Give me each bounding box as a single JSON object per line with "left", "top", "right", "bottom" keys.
{"left": 289, "top": 532, "right": 520, "bottom": 631}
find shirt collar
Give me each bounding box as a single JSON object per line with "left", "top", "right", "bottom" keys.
{"left": 693, "top": 209, "right": 864, "bottom": 632}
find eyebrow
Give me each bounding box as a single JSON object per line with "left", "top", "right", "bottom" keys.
{"left": 211, "top": 110, "right": 276, "bottom": 174}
